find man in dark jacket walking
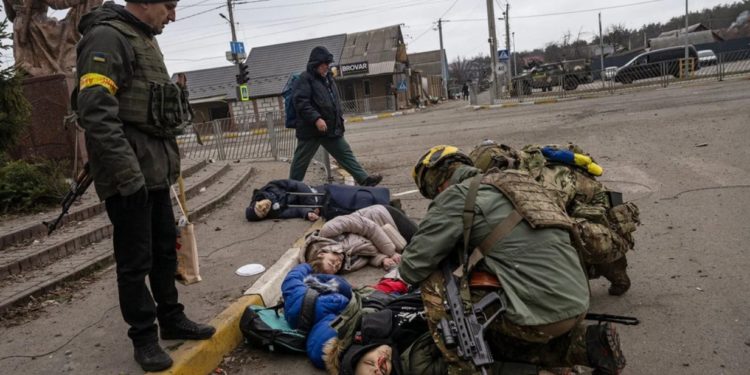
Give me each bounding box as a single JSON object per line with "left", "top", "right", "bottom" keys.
{"left": 75, "top": 0, "right": 214, "bottom": 371}
{"left": 289, "top": 46, "right": 382, "bottom": 186}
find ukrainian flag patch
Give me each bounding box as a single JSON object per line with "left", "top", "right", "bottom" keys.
{"left": 92, "top": 52, "right": 107, "bottom": 63}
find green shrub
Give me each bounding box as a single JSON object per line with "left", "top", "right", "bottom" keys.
{"left": 0, "top": 160, "right": 68, "bottom": 213}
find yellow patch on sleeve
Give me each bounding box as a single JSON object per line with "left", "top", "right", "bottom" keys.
{"left": 79, "top": 73, "right": 118, "bottom": 95}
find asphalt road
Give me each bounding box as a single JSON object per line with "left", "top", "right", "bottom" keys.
{"left": 1, "top": 76, "right": 748, "bottom": 375}
{"left": 228, "top": 77, "right": 750, "bottom": 374}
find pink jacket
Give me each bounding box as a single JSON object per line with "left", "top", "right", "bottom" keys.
{"left": 302, "top": 205, "right": 406, "bottom": 272}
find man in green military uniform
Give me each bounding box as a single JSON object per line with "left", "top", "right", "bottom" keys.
{"left": 397, "top": 145, "right": 626, "bottom": 374}
{"left": 75, "top": 0, "right": 214, "bottom": 371}
{"left": 469, "top": 141, "right": 640, "bottom": 296}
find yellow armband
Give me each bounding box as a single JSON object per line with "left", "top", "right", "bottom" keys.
{"left": 80, "top": 73, "right": 118, "bottom": 95}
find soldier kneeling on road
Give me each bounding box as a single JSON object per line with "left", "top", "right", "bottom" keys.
{"left": 469, "top": 140, "right": 640, "bottom": 296}
{"left": 396, "top": 145, "right": 626, "bottom": 374}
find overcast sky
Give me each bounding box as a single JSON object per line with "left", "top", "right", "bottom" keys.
{"left": 0, "top": 0, "right": 742, "bottom": 73}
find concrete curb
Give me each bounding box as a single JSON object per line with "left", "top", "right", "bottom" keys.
{"left": 346, "top": 108, "right": 417, "bottom": 123}
{"left": 148, "top": 222, "right": 325, "bottom": 375}
{"left": 471, "top": 96, "right": 584, "bottom": 110}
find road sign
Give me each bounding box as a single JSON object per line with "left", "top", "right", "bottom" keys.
{"left": 238, "top": 84, "right": 249, "bottom": 101}
{"left": 498, "top": 49, "right": 510, "bottom": 61}
{"left": 396, "top": 80, "right": 408, "bottom": 92}
{"left": 230, "top": 41, "right": 245, "bottom": 55}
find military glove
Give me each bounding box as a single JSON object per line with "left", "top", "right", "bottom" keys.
{"left": 122, "top": 186, "right": 149, "bottom": 209}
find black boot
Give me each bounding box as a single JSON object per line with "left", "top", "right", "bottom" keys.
{"left": 134, "top": 342, "right": 173, "bottom": 372}
{"left": 361, "top": 174, "right": 383, "bottom": 187}
{"left": 601, "top": 257, "right": 630, "bottom": 296}
{"left": 586, "top": 323, "right": 626, "bottom": 375}
{"left": 160, "top": 316, "right": 216, "bottom": 340}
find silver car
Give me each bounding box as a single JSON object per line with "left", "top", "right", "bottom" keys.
{"left": 698, "top": 50, "right": 717, "bottom": 66}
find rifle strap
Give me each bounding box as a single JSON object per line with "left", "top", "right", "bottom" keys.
{"left": 462, "top": 174, "right": 482, "bottom": 264}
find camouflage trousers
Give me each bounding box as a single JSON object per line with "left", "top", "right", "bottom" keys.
{"left": 421, "top": 271, "right": 589, "bottom": 375}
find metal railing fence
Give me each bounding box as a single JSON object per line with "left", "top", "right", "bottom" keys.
{"left": 340, "top": 95, "right": 396, "bottom": 114}
{"left": 502, "top": 48, "right": 750, "bottom": 103}
{"left": 178, "top": 111, "right": 296, "bottom": 161}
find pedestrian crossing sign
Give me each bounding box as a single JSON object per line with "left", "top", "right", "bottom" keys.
{"left": 397, "top": 80, "right": 408, "bottom": 92}
{"left": 238, "top": 84, "right": 249, "bottom": 101}
{"left": 498, "top": 49, "right": 510, "bottom": 61}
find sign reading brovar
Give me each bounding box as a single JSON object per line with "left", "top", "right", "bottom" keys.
{"left": 339, "top": 61, "right": 369, "bottom": 76}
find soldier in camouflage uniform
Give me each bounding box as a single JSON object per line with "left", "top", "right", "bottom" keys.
{"left": 397, "top": 145, "right": 626, "bottom": 375}
{"left": 75, "top": 0, "right": 214, "bottom": 370}
{"left": 469, "top": 141, "right": 640, "bottom": 296}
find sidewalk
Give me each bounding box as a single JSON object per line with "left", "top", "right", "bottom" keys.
{"left": 0, "top": 160, "right": 330, "bottom": 374}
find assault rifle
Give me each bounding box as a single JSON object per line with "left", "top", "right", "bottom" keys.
{"left": 586, "top": 313, "right": 640, "bottom": 325}
{"left": 437, "top": 262, "right": 506, "bottom": 375}
{"left": 45, "top": 163, "right": 93, "bottom": 235}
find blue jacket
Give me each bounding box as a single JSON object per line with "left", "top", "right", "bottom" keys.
{"left": 281, "top": 264, "right": 352, "bottom": 368}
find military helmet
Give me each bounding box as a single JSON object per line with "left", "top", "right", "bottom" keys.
{"left": 469, "top": 140, "right": 521, "bottom": 172}
{"left": 412, "top": 145, "right": 473, "bottom": 199}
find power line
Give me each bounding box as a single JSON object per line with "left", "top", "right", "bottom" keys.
{"left": 512, "top": 0, "right": 664, "bottom": 19}
{"left": 409, "top": 0, "right": 459, "bottom": 45}
{"left": 177, "top": 4, "right": 225, "bottom": 21}
{"left": 164, "top": 0, "right": 443, "bottom": 51}
{"left": 177, "top": 0, "right": 269, "bottom": 21}
{"left": 439, "top": 0, "right": 460, "bottom": 19}
{"left": 180, "top": 0, "right": 222, "bottom": 9}
{"left": 171, "top": 0, "right": 418, "bottom": 42}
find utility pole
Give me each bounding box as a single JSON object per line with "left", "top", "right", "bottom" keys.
{"left": 512, "top": 32, "right": 517, "bottom": 76}
{"left": 684, "top": 0, "right": 689, "bottom": 61}
{"left": 227, "top": 0, "right": 238, "bottom": 65}
{"left": 503, "top": 3, "right": 511, "bottom": 95}
{"left": 438, "top": 19, "right": 449, "bottom": 99}
{"left": 485, "top": 0, "right": 499, "bottom": 102}
{"left": 599, "top": 12, "right": 606, "bottom": 86}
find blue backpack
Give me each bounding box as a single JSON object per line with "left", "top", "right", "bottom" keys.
{"left": 282, "top": 73, "right": 301, "bottom": 129}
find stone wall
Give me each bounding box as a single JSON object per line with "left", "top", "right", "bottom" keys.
{"left": 11, "top": 74, "right": 85, "bottom": 164}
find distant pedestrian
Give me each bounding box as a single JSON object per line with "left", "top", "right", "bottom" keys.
{"left": 288, "top": 46, "right": 382, "bottom": 187}
{"left": 462, "top": 81, "right": 470, "bottom": 100}
{"left": 75, "top": 1, "right": 214, "bottom": 371}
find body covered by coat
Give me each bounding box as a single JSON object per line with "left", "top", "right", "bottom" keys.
{"left": 281, "top": 264, "right": 352, "bottom": 368}
{"left": 302, "top": 205, "right": 407, "bottom": 272}
{"left": 245, "top": 179, "right": 321, "bottom": 221}
{"left": 292, "top": 46, "right": 345, "bottom": 140}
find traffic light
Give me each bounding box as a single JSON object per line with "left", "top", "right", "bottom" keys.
{"left": 236, "top": 62, "right": 250, "bottom": 85}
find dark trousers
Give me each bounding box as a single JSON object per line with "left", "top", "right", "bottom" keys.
{"left": 385, "top": 205, "right": 418, "bottom": 243}
{"left": 289, "top": 136, "right": 368, "bottom": 184}
{"left": 105, "top": 189, "right": 184, "bottom": 346}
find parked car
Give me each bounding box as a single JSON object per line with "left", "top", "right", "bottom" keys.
{"left": 602, "top": 66, "right": 618, "bottom": 81}
{"left": 697, "top": 49, "right": 717, "bottom": 66}
{"left": 615, "top": 45, "right": 700, "bottom": 84}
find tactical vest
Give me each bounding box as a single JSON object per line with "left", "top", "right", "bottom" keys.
{"left": 103, "top": 19, "right": 190, "bottom": 138}
{"left": 481, "top": 169, "right": 574, "bottom": 232}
